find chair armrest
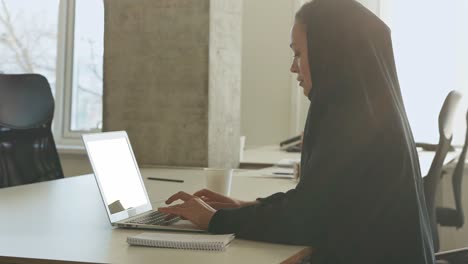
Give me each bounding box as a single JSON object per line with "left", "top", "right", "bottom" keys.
{"left": 416, "top": 142, "right": 455, "bottom": 152}
{"left": 436, "top": 247, "right": 468, "bottom": 263}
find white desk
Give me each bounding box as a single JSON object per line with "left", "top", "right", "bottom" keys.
{"left": 241, "top": 145, "right": 459, "bottom": 177}
{"left": 241, "top": 145, "right": 301, "bottom": 169}
{"left": 0, "top": 168, "right": 311, "bottom": 264}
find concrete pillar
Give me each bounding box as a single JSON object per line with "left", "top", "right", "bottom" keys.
{"left": 103, "top": 0, "right": 242, "bottom": 168}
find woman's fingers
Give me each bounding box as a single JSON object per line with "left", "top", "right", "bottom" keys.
{"left": 164, "top": 213, "right": 184, "bottom": 221}
{"left": 158, "top": 197, "right": 216, "bottom": 230}
{"left": 193, "top": 188, "right": 224, "bottom": 200}
{"left": 165, "top": 191, "right": 193, "bottom": 204}
{"left": 193, "top": 189, "right": 244, "bottom": 209}
{"left": 193, "top": 188, "right": 216, "bottom": 197}
{"left": 160, "top": 198, "right": 200, "bottom": 215}
{"left": 159, "top": 206, "right": 184, "bottom": 216}
{"left": 166, "top": 189, "right": 227, "bottom": 205}
{"left": 161, "top": 203, "right": 188, "bottom": 219}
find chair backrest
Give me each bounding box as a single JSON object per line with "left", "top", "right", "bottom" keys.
{"left": 424, "top": 90, "right": 462, "bottom": 253}
{"left": 436, "top": 109, "right": 468, "bottom": 230}
{"left": 0, "top": 74, "right": 64, "bottom": 188}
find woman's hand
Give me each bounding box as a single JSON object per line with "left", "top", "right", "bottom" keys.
{"left": 158, "top": 191, "right": 216, "bottom": 230}
{"left": 192, "top": 189, "right": 259, "bottom": 210}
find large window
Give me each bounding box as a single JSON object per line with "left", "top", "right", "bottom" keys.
{"left": 0, "top": 0, "right": 103, "bottom": 146}
{"left": 381, "top": 1, "right": 468, "bottom": 145}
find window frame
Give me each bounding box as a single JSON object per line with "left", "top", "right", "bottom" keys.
{"left": 54, "top": 0, "right": 102, "bottom": 148}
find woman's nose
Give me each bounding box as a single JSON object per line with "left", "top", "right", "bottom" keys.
{"left": 290, "top": 62, "right": 298, "bottom": 73}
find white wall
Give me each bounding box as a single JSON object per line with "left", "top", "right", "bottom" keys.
{"left": 240, "top": 0, "right": 297, "bottom": 148}
{"left": 358, "top": 0, "right": 380, "bottom": 14}
{"left": 59, "top": 153, "right": 92, "bottom": 177}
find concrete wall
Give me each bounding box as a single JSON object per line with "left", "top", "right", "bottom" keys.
{"left": 208, "top": 0, "right": 242, "bottom": 167}
{"left": 103, "top": 0, "right": 241, "bottom": 168}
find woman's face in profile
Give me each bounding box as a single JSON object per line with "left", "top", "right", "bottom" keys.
{"left": 290, "top": 22, "right": 312, "bottom": 97}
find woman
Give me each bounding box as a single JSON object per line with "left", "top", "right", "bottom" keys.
{"left": 159, "top": 0, "right": 434, "bottom": 263}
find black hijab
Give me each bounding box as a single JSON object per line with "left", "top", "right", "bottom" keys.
{"left": 209, "top": 0, "right": 435, "bottom": 263}
{"left": 297, "top": 0, "right": 434, "bottom": 262}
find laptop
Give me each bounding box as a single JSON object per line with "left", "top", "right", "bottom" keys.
{"left": 82, "top": 131, "right": 204, "bottom": 232}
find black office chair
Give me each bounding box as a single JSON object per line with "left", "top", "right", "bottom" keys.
{"left": 0, "top": 74, "right": 64, "bottom": 188}
{"left": 435, "top": 109, "right": 468, "bottom": 264}
{"left": 423, "top": 91, "right": 462, "bottom": 254}
{"left": 437, "top": 109, "right": 468, "bottom": 228}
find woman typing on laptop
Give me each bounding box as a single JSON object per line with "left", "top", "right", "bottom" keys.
{"left": 159, "top": 0, "right": 434, "bottom": 263}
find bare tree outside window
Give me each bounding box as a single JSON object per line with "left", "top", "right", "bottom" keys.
{"left": 0, "top": 0, "right": 58, "bottom": 92}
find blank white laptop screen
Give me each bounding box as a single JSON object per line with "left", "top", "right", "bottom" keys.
{"left": 86, "top": 137, "right": 147, "bottom": 215}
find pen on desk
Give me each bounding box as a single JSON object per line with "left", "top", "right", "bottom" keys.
{"left": 273, "top": 172, "right": 294, "bottom": 176}
{"left": 147, "top": 177, "right": 184, "bottom": 183}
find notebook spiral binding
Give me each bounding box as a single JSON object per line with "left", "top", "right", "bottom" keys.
{"left": 127, "top": 236, "right": 230, "bottom": 251}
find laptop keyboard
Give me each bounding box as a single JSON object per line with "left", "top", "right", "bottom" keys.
{"left": 126, "top": 211, "right": 181, "bottom": 226}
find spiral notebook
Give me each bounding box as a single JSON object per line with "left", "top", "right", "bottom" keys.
{"left": 127, "top": 232, "right": 235, "bottom": 251}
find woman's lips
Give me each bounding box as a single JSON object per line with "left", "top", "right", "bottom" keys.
{"left": 297, "top": 77, "right": 304, "bottom": 87}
